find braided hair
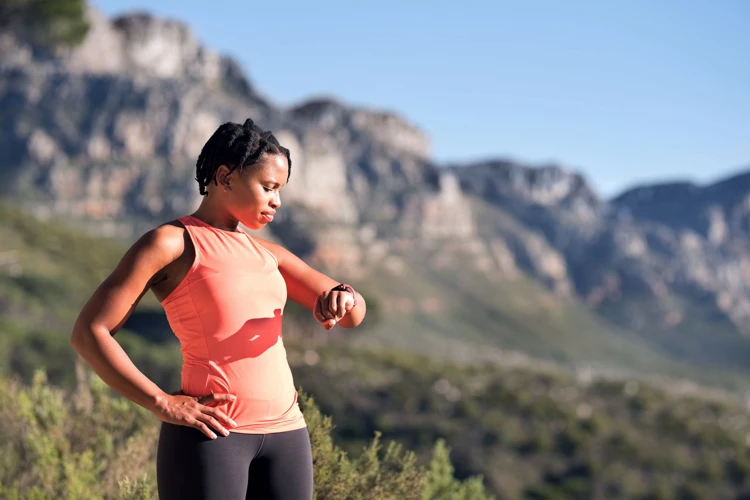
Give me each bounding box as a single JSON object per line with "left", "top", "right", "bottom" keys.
{"left": 195, "top": 118, "right": 292, "bottom": 195}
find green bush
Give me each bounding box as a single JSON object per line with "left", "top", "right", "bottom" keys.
{"left": 0, "top": 0, "right": 90, "bottom": 50}
{"left": 0, "top": 370, "right": 493, "bottom": 500}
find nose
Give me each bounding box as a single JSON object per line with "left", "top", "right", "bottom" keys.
{"left": 270, "top": 192, "right": 281, "bottom": 209}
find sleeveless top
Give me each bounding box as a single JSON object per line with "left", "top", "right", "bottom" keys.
{"left": 160, "top": 215, "right": 306, "bottom": 434}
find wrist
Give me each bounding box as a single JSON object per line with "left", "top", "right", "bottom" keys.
{"left": 146, "top": 390, "right": 170, "bottom": 413}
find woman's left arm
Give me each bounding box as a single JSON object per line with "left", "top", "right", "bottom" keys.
{"left": 256, "top": 238, "right": 366, "bottom": 329}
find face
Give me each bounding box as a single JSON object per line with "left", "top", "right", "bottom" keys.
{"left": 216, "top": 153, "right": 288, "bottom": 230}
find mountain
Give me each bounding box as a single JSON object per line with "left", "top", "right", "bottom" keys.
{"left": 447, "top": 161, "right": 750, "bottom": 370}
{"left": 2, "top": 5, "right": 750, "bottom": 388}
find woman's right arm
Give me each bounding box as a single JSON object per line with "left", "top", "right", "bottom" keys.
{"left": 70, "top": 225, "right": 235, "bottom": 439}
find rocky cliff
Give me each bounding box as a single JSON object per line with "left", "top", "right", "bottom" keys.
{"left": 2, "top": 6, "right": 750, "bottom": 372}
{"left": 0, "top": 7, "right": 490, "bottom": 271}
{"left": 449, "top": 160, "right": 750, "bottom": 366}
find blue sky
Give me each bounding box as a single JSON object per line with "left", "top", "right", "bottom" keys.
{"left": 96, "top": 0, "right": 749, "bottom": 197}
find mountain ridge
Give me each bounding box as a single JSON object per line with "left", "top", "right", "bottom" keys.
{"left": 2, "top": 5, "right": 750, "bottom": 386}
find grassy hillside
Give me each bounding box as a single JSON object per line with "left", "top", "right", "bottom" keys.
{"left": 0, "top": 203, "right": 137, "bottom": 328}
{"left": 5, "top": 335, "right": 750, "bottom": 499}
{"left": 352, "top": 247, "right": 750, "bottom": 392}
{"left": 288, "top": 342, "right": 750, "bottom": 499}
{"left": 3, "top": 201, "right": 750, "bottom": 393}
{"left": 5, "top": 204, "right": 750, "bottom": 497}
{"left": 597, "top": 293, "right": 750, "bottom": 371}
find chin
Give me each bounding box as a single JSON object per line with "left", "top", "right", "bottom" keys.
{"left": 243, "top": 220, "right": 266, "bottom": 231}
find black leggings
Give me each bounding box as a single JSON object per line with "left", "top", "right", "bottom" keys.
{"left": 156, "top": 423, "right": 313, "bottom": 500}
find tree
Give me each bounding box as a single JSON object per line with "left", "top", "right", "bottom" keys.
{"left": 0, "top": 0, "right": 89, "bottom": 50}
{"left": 422, "top": 439, "right": 494, "bottom": 500}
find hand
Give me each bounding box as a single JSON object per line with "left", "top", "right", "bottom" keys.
{"left": 314, "top": 288, "right": 356, "bottom": 330}
{"left": 152, "top": 392, "right": 238, "bottom": 439}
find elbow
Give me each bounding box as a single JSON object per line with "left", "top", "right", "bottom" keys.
{"left": 70, "top": 319, "right": 104, "bottom": 354}
{"left": 70, "top": 324, "right": 88, "bottom": 353}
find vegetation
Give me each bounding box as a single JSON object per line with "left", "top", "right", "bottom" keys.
{"left": 0, "top": 370, "right": 492, "bottom": 499}
{"left": 0, "top": 0, "right": 90, "bottom": 50}
{"left": 0, "top": 203, "right": 133, "bottom": 330}
{"left": 354, "top": 247, "right": 750, "bottom": 393}
{"left": 5, "top": 203, "right": 750, "bottom": 498}
{"left": 6, "top": 331, "right": 750, "bottom": 499}
{"left": 287, "top": 342, "right": 750, "bottom": 499}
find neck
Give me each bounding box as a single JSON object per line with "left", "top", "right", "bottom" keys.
{"left": 192, "top": 197, "right": 239, "bottom": 232}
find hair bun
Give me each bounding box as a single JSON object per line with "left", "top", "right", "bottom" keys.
{"left": 195, "top": 119, "right": 292, "bottom": 195}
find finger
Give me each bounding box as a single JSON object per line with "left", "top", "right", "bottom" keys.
{"left": 313, "top": 298, "right": 327, "bottom": 323}
{"left": 345, "top": 294, "right": 355, "bottom": 312}
{"left": 336, "top": 294, "right": 348, "bottom": 320}
{"left": 201, "top": 393, "right": 236, "bottom": 405}
{"left": 198, "top": 413, "right": 230, "bottom": 436}
{"left": 193, "top": 419, "right": 217, "bottom": 440}
{"left": 324, "top": 319, "right": 336, "bottom": 330}
{"left": 206, "top": 406, "right": 237, "bottom": 428}
{"left": 329, "top": 295, "right": 345, "bottom": 321}
{"left": 329, "top": 293, "right": 338, "bottom": 316}
{"left": 320, "top": 296, "right": 335, "bottom": 320}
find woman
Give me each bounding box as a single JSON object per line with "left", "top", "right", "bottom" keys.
{"left": 70, "top": 118, "right": 366, "bottom": 499}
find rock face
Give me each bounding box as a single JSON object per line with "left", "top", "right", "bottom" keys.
{"left": 450, "top": 161, "right": 750, "bottom": 345}
{"left": 2, "top": 6, "right": 750, "bottom": 365}
{"left": 608, "top": 175, "right": 750, "bottom": 332}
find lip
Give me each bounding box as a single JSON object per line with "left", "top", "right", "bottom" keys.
{"left": 261, "top": 212, "right": 275, "bottom": 222}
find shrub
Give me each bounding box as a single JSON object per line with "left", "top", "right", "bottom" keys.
{"left": 0, "top": 370, "right": 493, "bottom": 499}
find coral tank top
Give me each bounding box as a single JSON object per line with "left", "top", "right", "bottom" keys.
{"left": 160, "top": 215, "right": 305, "bottom": 434}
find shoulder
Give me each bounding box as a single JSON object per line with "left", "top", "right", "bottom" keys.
{"left": 127, "top": 220, "right": 187, "bottom": 268}
{"left": 99, "top": 220, "right": 190, "bottom": 289}
{"left": 253, "top": 237, "right": 301, "bottom": 268}
{"left": 254, "top": 236, "right": 287, "bottom": 260}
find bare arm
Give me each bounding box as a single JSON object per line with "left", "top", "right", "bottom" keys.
{"left": 256, "top": 238, "right": 366, "bottom": 329}
{"left": 70, "top": 225, "right": 235, "bottom": 438}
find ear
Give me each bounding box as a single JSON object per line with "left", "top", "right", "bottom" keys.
{"left": 214, "top": 165, "right": 233, "bottom": 189}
